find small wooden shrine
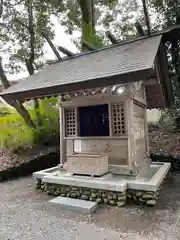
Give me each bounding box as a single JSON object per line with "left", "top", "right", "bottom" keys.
{"left": 0, "top": 26, "right": 178, "bottom": 180}
{"left": 60, "top": 81, "right": 149, "bottom": 177}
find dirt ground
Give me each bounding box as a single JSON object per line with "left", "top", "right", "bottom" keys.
{"left": 0, "top": 175, "right": 180, "bottom": 240}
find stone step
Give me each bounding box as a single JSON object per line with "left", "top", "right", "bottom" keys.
{"left": 49, "top": 197, "right": 98, "bottom": 214}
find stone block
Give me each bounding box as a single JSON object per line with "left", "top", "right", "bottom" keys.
{"left": 49, "top": 197, "right": 98, "bottom": 214}
{"left": 67, "top": 153, "right": 108, "bottom": 176}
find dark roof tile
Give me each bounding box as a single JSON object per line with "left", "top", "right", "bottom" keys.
{"left": 1, "top": 35, "right": 162, "bottom": 99}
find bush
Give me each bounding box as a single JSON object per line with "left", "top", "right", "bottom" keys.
{"left": 33, "top": 98, "right": 60, "bottom": 146}
{"left": 0, "top": 97, "right": 59, "bottom": 153}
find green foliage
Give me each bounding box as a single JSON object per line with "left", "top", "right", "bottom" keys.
{"left": 151, "top": 0, "right": 180, "bottom": 26}
{"left": 158, "top": 110, "right": 175, "bottom": 129}
{"left": 48, "top": 0, "right": 124, "bottom": 47}
{"left": 0, "top": 0, "right": 54, "bottom": 74}
{"left": 0, "top": 98, "right": 59, "bottom": 152}
{"left": 98, "top": 0, "right": 141, "bottom": 40}
{"left": 33, "top": 98, "right": 60, "bottom": 146}
{"left": 0, "top": 108, "right": 34, "bottom": 151}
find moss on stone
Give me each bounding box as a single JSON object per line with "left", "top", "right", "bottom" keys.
{"left": 71, "top": 193, "right": 77, "bottom": 198}
{"left": 146, "top": 200, "right": 156, "bottom": 206}
{"left": 109, "top": 200, "right": 116, "bottom": 205}
{"left": 96, "top": 198, "right": 102, "bottom": 204}
{"left": 81, "top": 195, "right": 89, "bottom": 200}
{"left": 135, "top": 191, "right": 142, "bottom": 197}
{"left": 118, "top": 196, "right": 126, "bottom": 201}
{"left": 102, "top": 193, "right": 106, "bottom": 198}
{"left": 116, "top": 201, "right": 125, "bottom": 207}
{"left": 142, "top": 194, "right": 154, "bottom": 200}
{"left": 66, "top": 193, "right": 71, "bottom": 198}
{"left": 107, "top": 195, "right": 113, "bottom": 200}
{"left": 60, "top": 193, "right": 66, "bottom": 197}
{"left": 91, "top": 193, "right": 97, "bottom": 198}
{"left": 112, "top": 194, "right": 117, "bottom": 200}
{"left": 84, "top": 191, "right": 91, "bottom": 196}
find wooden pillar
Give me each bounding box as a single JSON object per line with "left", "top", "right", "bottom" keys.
{"left": 59, "top": 103, "right": 66, "bottom": 166}
{"left": 108, "top": 103, "right": 112, "bottom": 136}
{"left": 126, "top": 99, "right": 136, "bottom": 174}
{"left": 143, "top": 84, "right": 149, "bottom": 157}
{"left": 144, "top": 107, "right": 149, "bottom": 157}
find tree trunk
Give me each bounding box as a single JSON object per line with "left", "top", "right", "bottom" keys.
{"left": 25, "top": 59, "right": 42, "bottom": 126}
{"left": 26, "top": 1, "right": 42, "bottom": 126}
{"left": 10, "top": 100, "right": 36, "bottom": 128}
{"left": 78, "top": 0, "right": 97, "bottom": 50}
{"left": 42, "top": 31, "right": 62, "bottom": 60}
{"left": 0, "top": 58, "right": 36, "bottom": 129}
{"left": 141, "top": 0, "right": 151, "bottom": 36}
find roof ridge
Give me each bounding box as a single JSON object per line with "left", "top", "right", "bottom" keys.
{"left": 48, "top": 35, "right": 156, "bottom": 65}
{"left": 47, "top": 24, "right": 180, "bottom": 66}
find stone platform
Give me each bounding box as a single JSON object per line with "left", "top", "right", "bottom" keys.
{"left": 34, "top": 162, "right": 170, "bottom": 207}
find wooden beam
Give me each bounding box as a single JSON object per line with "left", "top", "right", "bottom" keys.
{"left": 58, "top": 46, "right": 74, "bottom": 57}
{"left": 82, "top": 40, "right": 97, "bottom": 51}
{"left": 42, "top": 31, "right": 62, "bottom": 60}
{"left": 144, "top": 78, "right": 159, "bottom": 86}
{"left": 106, "top": 31, "right": 118, "bottom": 44}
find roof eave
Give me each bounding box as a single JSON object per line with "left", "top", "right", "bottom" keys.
{"left": 1, "top": 68, "right": 154, "bottom": 102}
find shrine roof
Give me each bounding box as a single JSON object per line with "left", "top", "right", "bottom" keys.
{"left": 0, "top": 24, "right": 180, "bottom": 108}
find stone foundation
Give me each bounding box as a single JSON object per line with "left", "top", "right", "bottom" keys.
{"left": 127, "top": 189, "right": 159, "bottom": 206}
{"left": 36, "top": 179, "right": 126, "bottom": 207}
{"left": 36, "top": 179, "right": 160, "bottom": 207}
{"left": 34, "top": 162, "right": 171, "bottom": 208}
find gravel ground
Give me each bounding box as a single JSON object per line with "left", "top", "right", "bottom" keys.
{"left": 0, "top": 175, "right": 180, "bottom": 240}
